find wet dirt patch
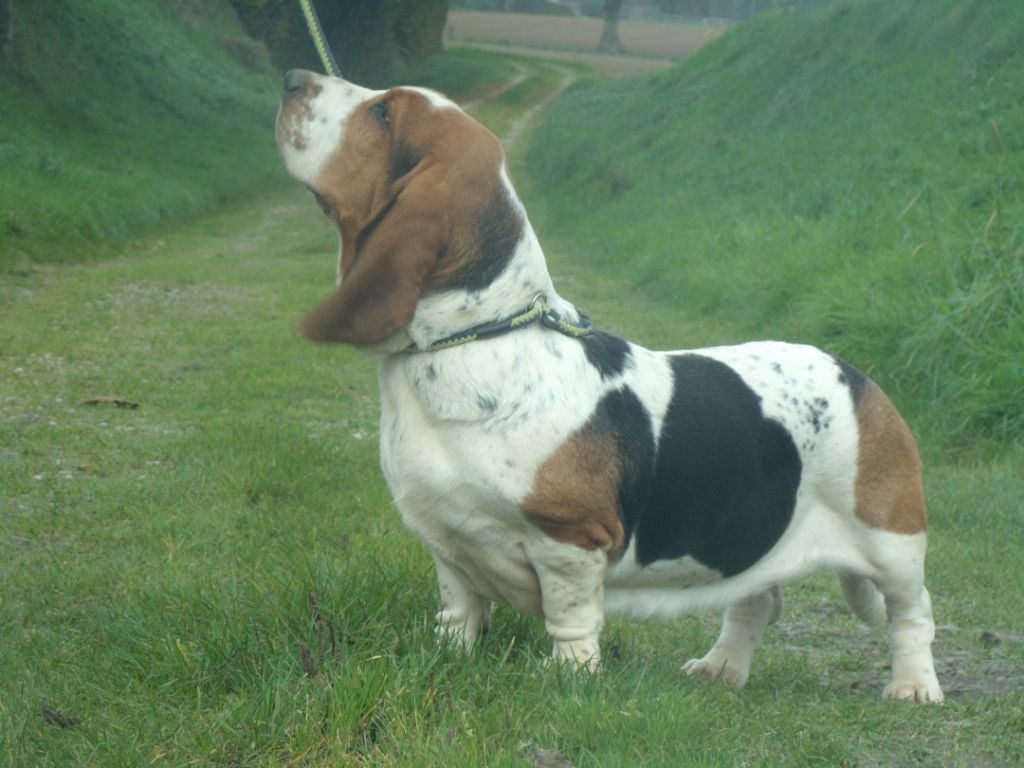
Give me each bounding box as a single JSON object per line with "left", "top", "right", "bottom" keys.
{"left": 770, "top": 612, "right": 1024, "bottom": 700}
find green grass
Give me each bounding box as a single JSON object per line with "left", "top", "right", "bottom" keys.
{"left": 0, "top": 1, "right": 285, "bottom": 268}
{"left": 527, "top": 0, "right": 1024, "bottom": 452}
{"left": 2, "top": 6, "right": 1023, "bottom": 766}
{"left": 2, "top": 180, "right": 1022, "bottom": 767}
{"left": 409, "top": 46, "right": 522, "bottom": 102}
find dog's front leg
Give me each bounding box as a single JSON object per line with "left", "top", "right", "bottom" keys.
{"left": 432, "top": 555, "right": 491, "bottom": 651}
{"left": 524, "top": 538, "right": 608, "bottom": 670}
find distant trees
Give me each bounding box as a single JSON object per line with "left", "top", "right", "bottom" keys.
{"left": 230, "top": 0, "right": 448, "bottom": 87}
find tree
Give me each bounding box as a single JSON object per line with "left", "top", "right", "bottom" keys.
{"left": 393, "top": 0, "right": 448, "bottom": 66}
{"left": 230, "top": 0, "right": 448, "bottom": 87}
{"left": 596, "top": 0, "right": 624, "bottom": 53}
{"left": 1, "top": 0, "right": 13, "bottom": 63}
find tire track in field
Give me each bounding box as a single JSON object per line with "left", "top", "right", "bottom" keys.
{"left": 460, "top": 59, "right": 577, "bottom": 152}
{"left": 458, "top": 62, "right": 529, "bottom": 111}
{"left": 498, "top": 63, "right": 576, "bottom": 151}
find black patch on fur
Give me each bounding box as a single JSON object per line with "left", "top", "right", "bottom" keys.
{"left": 575, "top": 385, "right": 658, "bottom": 527}
{"left": 444, "top": 188, "right": 522, "bottom": 292}
{"left": 833, "top": 355, "right": 868, "bottom": 405}
{"left": 581, "top": 331, "right": 632, "bottom": 380}
{"left": 619, "top": 354, "right": 803, "bottom": 576}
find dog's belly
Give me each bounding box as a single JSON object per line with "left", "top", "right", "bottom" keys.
{"left": 604, "top": 494, "right": 865, "bottom": 619}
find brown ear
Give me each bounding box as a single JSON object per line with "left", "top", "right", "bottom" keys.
{"left": 298, "top": 170, "right": 445, "bottom": 345}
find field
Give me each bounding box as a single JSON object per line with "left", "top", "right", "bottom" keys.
{"left": 3, "top": 2, "right": 1023, "bottom": 766}
{"left": 447, "top": 10, "right": 724, "bottom": 76}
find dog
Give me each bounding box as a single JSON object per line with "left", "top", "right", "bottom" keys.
{"left": 275, "top": 69, "right": 943, "bottom": 702}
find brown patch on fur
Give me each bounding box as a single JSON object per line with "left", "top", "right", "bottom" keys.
{"left": 853, "top": 380, "right": 927, "bottom": 534}
{"left": 300, "top": 88, "right": 519, "bottom": 344}
{"left": 276, "top": 83, "right": 321, "bottom": 153}
{"left": 522, "top": 432, "right": 626, "bottom": 556}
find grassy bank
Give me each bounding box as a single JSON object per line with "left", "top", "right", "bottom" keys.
{"left": 0, "top": 2, "right": 514, "bottom": 271}
{"left": 527, "top": 0, "right": 1024, "bottom": 452}
{"left": 0, "top": 1, "right": 283, "bottom": 267}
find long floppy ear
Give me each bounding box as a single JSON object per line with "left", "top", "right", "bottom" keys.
{"left": 298, "top": 167, "right": 446, "bottom": 345}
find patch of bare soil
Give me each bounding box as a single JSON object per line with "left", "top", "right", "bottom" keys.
{"left": 769, "top": 607, "right": 1024, "bottom": 700}
{"left": 449, "top": 40, "right": 671, "bottom": 79}
{"left": 447, "top": 11, "right": 725, "bottom": 69}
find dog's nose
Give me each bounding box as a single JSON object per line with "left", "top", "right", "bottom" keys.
{"left": 283, "top": 69, "right": 312, "bottom": 95}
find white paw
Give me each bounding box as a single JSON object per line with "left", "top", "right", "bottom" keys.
{"left": 883, "top": 678, "right": 944, "bottom": 703}
{"left": 435, "top": 611, "right": 483, "bottom": 652}
{"left": 682, "top": 655, "right": 749, "bottom": 688}
{"left": 549, "top": 638, "right": 601, "bottom": 671}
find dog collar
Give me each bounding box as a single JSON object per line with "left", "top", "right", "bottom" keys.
{"left": 408, "top": 294, "right": 592, "bottom": 353}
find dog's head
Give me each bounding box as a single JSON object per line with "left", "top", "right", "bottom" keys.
{"left": 276, "top": 70, "right": 522, "bottom": 347}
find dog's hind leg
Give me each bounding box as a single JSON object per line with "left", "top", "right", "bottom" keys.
{"left": 682, "top": 585, "right": 782, "bottom": 688}
{"left": 846, "top": 379, "right": 943, "bottom": 701}
{"left": 867, "top": 533, "right": 944, "bottom": 702}
{"left": 838, "top": 572, "right": 887, "bottom": 627}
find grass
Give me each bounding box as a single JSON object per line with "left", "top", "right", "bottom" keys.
{"left": 0, "top": 1, "right": 285, "bottom": 268}
{"left": 3, "top": 173, "right": 1022, "bottom": 768}
{"left": 2, "top": 3, "right": 1023, "bottom": 765}
{"left": 410, "top": 46, "right": 522, "bottom": 103}
{"left": 526, "top": 0, "right": 1024, "bottom": 452}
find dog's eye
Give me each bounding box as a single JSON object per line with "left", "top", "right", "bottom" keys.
{"left": 370, "top": 100, "right": 390, "bottom": 127}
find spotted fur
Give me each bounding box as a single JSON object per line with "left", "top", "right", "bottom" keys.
{"left": 275, "top": 69, "right": 943, "bottom": 702}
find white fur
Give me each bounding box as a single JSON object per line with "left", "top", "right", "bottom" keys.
{"left": 276, "top": 75, "right": 381, "bottom": 188}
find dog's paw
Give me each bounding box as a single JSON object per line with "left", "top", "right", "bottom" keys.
{"left": 682, "top": 655, "right": 749, "bottom": 688}
{"left": 882, "top": 678, "right": 944, "bottom": 703}
{"left": 549, "top": 638, "right": 601, "bottom": 671}
{"left": 435, "top": 609, "right": 485, "bottom": 652}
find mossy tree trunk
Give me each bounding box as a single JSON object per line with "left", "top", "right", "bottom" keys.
{"left": 597, "top": 0, "right": 625, "bottom": 53}
{"left": 1, "top": 0, "right": 13, "bottom": 63}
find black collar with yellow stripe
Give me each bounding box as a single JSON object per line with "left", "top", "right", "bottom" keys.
{"left": 409, "top": 294, "right": 592, "bottom": 353}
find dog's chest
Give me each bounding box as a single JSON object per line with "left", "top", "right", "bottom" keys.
{"left": 377, "top": 338, "right": 595, "bottom": 497}
{"left": 375, "top": 342, "right": 603, "bottom": 606}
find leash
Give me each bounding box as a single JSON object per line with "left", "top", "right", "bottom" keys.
{"left": 411, "top": 294, "right": 593, "bottom": 354}
{"left": 298, "top": 0, "right": 341, "bottom": 77}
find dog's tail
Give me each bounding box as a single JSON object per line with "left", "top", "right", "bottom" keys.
{"left": 838, "top": 573, "right": 888, "bottom": 627}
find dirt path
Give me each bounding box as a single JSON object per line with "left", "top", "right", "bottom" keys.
{"left": 498, "top": 64, "right": 577, "bottom": 150}
{"left": 456, "top": 55, "right": 580, "bottom": 151}
{"left": 449, "top": 40, "right": 672, "bottom": 79}
{"left": 447, "top": 10, "right": 726, "bottom": 67}
{"left": 459, "top": 62, "right": 530, "bottom": 111}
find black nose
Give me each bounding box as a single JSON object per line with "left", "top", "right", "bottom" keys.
{"left": 283, "top": 69, "right": 312, "bottom": 94}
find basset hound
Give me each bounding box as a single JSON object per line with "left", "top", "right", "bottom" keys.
{"left": 275, "top": 69, "right": 943, "bottom": 702}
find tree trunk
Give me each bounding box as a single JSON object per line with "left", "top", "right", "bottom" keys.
{"left": 597, "top": 0, "right": 625, "bottom": 53}
{"left": 0, "top": 0, "right": 13, "bottom": 63}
